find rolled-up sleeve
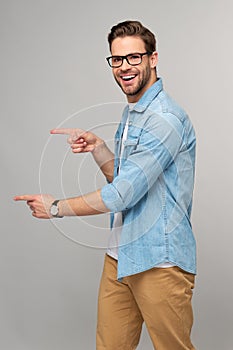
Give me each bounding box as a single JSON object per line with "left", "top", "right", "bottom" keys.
{"left": 101, "top": 113, "right": 184, "bottom": 212}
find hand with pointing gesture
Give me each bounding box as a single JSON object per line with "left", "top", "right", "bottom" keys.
{"left": 14, "top": 194, "right": 55, "bottom": 219}
{"left": 50, "top": 128, "right": 104, "bottom": 154}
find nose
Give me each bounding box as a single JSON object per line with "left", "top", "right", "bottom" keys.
{"left": 121, "top": 57, "right": 131, "bottom": 70}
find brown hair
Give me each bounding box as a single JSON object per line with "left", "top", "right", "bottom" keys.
{"left": 108, "top": 20, "right": 156, "bottom": 53}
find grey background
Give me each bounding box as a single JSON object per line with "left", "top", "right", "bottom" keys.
{"left": 1, "top": 0, "right": 233, "bottom": 349}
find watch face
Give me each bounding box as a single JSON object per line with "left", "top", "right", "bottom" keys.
{"left": 50, "top": 204, "right": 59, "bottom": 216}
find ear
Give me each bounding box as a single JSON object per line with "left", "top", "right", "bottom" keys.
{"left": 150, "top": 51, "right": 158, "bottom": 68}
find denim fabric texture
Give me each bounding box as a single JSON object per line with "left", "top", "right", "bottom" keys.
{"left": 101, "top": 78, "right": 196, "bottom": 279}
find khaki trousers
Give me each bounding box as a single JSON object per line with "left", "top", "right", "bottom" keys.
{"left": 96, "top": 254, "right": 196, "bottom": 350}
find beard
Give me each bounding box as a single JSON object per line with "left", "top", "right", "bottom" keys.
{"left": 114, "top": 64, "right": 152, "bottom": 97}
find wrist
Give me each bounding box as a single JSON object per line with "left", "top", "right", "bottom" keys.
{"left": 92, "top": 139, "right": 105, "bottom": 155}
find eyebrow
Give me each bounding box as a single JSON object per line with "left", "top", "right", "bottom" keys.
{"left": 111, "top": 52, "right": 143, "bottom": 57}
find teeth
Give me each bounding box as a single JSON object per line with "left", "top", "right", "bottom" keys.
{"left": 122, "top": 75, "right": 136, "bottom": 81}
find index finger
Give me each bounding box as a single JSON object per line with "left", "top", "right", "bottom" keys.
{"left": 50, "top": 128, "right": 73, "bottom": 135}
{"left": 14, "top": 195, "right": 35, "bottom": 202}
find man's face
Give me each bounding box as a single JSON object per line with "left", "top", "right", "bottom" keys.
{"left": 110, "top": 36, "right": 157, "bottom": 102}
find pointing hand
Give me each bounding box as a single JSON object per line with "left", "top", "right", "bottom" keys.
{"left": 14, "top": 194, "right": 55, "bottom": 219}
{"left": 50, "top": 128, "right": 104, "bottom": 154}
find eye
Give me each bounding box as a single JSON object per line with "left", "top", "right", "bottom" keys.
{"left": 129, "top": 54, "right": 140, "bottom": 60}
{"left": 112, "top": 56, "right": 122, "bottom": 63}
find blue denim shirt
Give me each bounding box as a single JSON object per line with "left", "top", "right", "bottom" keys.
{"left": 101, "top": 78, "right": 196, "bottom": 279}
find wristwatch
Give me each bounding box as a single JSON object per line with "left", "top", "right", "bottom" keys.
{"left": 50, "top": 200, "right": 63, "bottom": 218}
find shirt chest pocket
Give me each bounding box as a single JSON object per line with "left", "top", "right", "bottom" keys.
{"left": 122, "top": 126, "right": 142, "bottom": 159}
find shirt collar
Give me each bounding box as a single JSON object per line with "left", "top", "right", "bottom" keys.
{"left": 132, "top": 78, "right": 163, "bottom": 113}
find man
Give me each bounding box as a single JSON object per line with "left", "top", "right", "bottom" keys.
{"left": 15, "top": 20, "right": 196, "bottom": 349}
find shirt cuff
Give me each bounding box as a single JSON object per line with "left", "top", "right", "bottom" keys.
{"left": 101, "top": 183, "right": 124, "bottom": 212}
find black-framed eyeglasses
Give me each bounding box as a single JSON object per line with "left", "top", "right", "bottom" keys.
{"left": 106, "top": 52, "right": 152, "bottom": 68}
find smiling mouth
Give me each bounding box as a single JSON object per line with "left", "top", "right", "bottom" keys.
{"left": 121, "top": 74, "right": 137, "bottom": 81}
